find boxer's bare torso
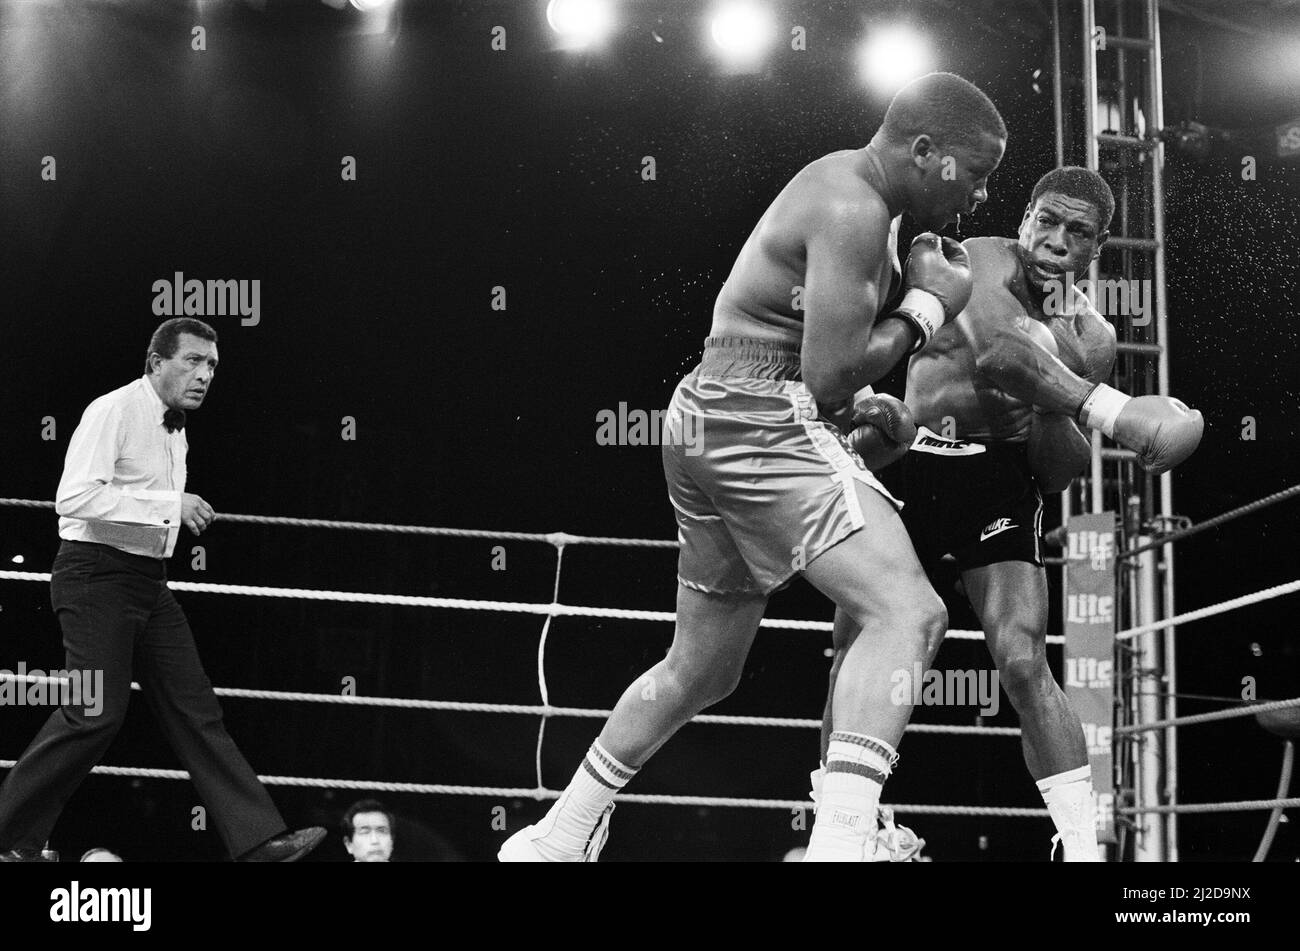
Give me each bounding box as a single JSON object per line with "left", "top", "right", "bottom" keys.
{"left": 907, "top": 236, "right": 1115, "bottom": 442}
{"left": 709, "top": 149, "right": 902, "bottom": 346}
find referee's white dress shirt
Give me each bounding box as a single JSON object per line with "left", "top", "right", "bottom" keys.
{"left": 56, "top": 375, "right": 187, "bottom": 559}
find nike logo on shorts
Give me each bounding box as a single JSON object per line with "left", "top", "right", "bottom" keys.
{"left": 980, "top": 517, "right": 1017, "bottom": 542}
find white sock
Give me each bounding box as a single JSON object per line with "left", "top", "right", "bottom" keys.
{"left": 1037, "top": 765, "right": 1102, "bottom": 862}
{"left": 804, "top": 733, "right": 896, "bottom": 862}
{"left": 531, "top": 740, "right": 636, "bottom": 861}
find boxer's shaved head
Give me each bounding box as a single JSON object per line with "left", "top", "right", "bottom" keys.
{"left": 1030, "top": 166, "right": 1115, "bottom": 232}
{"left": 875, "top": 72, "right": 1006, "bottom": 231}
{"left": 881, "top": 72, "right": 1007, "bottom": 151}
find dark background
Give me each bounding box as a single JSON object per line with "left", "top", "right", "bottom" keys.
{"left": 0, "top": 0, "right": 1296, "bottom": 862}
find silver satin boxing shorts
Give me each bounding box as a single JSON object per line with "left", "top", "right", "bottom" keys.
{"left": 661, "top": 336, "right": 901, "bottom": 596}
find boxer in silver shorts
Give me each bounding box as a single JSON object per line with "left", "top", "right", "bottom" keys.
{"left": 500, "top": 72, "right": 1007, "bottom": 862}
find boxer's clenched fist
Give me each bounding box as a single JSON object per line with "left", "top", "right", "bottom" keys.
{"left": 891, "top": 234, "right": 974, "bottom": 352}
{"left": 849, "top": 393, "right": 917, "bottom": 471}
{"left": 908, "top": 233, "right": 974, "bottom": 317}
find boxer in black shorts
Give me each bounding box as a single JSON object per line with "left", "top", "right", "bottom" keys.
{"left": 820, "top": 167, "right": 1203, "bottom": 861}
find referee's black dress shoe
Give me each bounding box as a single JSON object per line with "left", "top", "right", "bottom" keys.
{"left": 237, "top": 826, "right": 327, "bottom": 863}
{"left": 0, "top": 848, "right": 55, "bottom": 862}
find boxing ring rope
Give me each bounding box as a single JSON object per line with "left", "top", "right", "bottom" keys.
{"left": 4, "top": 569, "right": 1288, "bottom": 641}
{"left": 0, "top": 496, "right": 1040, "bottom": 823}
{"left": 1115, "top": 484, "right": 1300, "bottom": 561}
{"left": 1112, "top": 580, "right": 1300, "bottom": 643}
{"left": 1253, "top": 741, "right": 1294, "bottom": 862}
{"left": 1103, "top": 486, "right": 1300, "bottom": 854}
{"left": 0, "top": 672, "right": 1024, "bottom": 734}
{"left": 1115, "top": 696, "right": 1300, "bottom": 735}
{"left": 3, "top": 741, "right": 1295, "bottom": 817}
{"left": 2, "top": 489, "right": 1298, "bottom": 839}
{"left": 0, "top": 495, "right": 1036, "bottom": 826}
{"left": 1118, "top": 799, "right": 1300, "bottom": 816}
{"left": 0, "top": 750, "right": 1056, "bottom": 816}
{"left": 534, "top": 542, "right": 565, "bottom": 792}
{"left": 0, "top": 569, "right": 1018, "bottom": 638}
{"left": 0, "top": 498, "right": 679, "bottom": 548}
{"left": 1110, "top": 695, "right": 1300, "bottom": 822}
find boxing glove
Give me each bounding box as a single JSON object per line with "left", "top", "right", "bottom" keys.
{"left": 889, "top": 234, "right": 974, "bottom": 353}
{"left": 1077, "top": 383, "right": 1204, "bottom": 474}
{"left": 849, "top": 393, "right": 917, "bottom": 470}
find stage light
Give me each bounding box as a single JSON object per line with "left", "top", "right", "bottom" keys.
{"left": 10, "top": 555, "right": 23, "bottom": 565}
{"left": 546, "top": 0, "right": 615, "bottom": 50}
{"left": 857, "top": 25, "right": 933, "bottom": 95}
{"left": 709, "top": 1, "right": 777, "bottom": 68}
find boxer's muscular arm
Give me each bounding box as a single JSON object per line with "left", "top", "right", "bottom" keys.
{"left": 1029, "top": 283, "right": 1119, "bottom": 493}
{"left": 1053, "top": 289, "right": 1118, "bottom": 387}
{"left": 1031, "top": 292, "right": 1119, "bottom": 489}
{"left": 801, "top": 199, "right": 918, "bottom": 405}
{"left": 959, "top": 242, "right": 1096, "bottom": 416}
{"left": 1029, "top": 294, "right": 1123, "bottom": 491}
{"left": 1029, "top": 410, "right": 1092, "bottom": 493}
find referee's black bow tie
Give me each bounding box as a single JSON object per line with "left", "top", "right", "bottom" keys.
{"left": 163, "top": 408, "right": 186, "bottom": 433}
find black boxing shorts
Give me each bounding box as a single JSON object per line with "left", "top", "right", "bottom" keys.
{"left": 899, "top": 426, "right": 1044, "bottom": 574}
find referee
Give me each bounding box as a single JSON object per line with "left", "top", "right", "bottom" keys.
{"left": 0, "top": 318, "right": 324, "bottom": 862}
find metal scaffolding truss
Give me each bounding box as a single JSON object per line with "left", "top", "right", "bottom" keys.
{"left": 1052, "top": 0, "right": 1179, "bottom": 862}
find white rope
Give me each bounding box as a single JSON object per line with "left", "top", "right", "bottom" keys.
{"left": 0, "top": 674, "right": 1019, "bottom": 736}
{"left": 0, "top": 571, "right": 1014, "bottom": 642}
{"left": 0, "top": 499, "right": 677, "bottom": 548}
{"left": 1114, "top": 579, "right": 1300, "bottom": 642}
{"left": 1118, "top": 798, "right": 1300, "bottom": 816}
{"left": 11, "top": 486, "right": 1295, "bottom": 562}
{"left": 535, "top": 541, "right": 567, "bottom": 791}
{"left": 5, "top": 496, "right": 1290, "bottom": 828}
{"left": 0, "top": 759, "right": 1044, "bottom": 815}
{"left": 1115, "top": 696, "right": 1300, "bottom": 735}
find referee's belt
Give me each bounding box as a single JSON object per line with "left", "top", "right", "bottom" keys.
{"left": 908, "top": 426, "right": 988, "bottom": 456}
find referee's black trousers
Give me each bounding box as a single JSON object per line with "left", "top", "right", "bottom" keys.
{"left": 0, "top": 540, "right": 285, "bottom": 857}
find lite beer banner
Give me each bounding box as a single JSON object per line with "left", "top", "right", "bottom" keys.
{"left": 1064, "top": 513, "right": 1117, "bottom": 844}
